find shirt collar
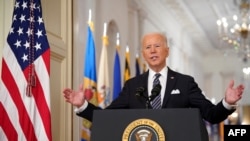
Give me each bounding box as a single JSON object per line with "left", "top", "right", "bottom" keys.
{"left": 149, "top": 66, "right": 168, "bottom": 79}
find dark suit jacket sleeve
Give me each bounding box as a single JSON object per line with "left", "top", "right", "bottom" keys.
{"left": 76, "top": 82, "right": 130, "bottom": 122}
{"left": 76, "top": 74, "right": 147, "bottom": 121}
{"left": 187, "top": 76, "right": 235, "bottom": 124}
{"left": 76, "top": 103, "right": 101, "bottom": 122}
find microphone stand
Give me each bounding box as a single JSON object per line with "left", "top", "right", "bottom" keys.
{"left": 145, "top": 97, "right": 151, "bottom": 109}
{"left": 135, "top": 85, "right": 161, "bottom": 109}
{"left": 137, "top": 95, "right": 151, "bottom": 109}
{"left": 136, "top": 92, "right": 157, "bottom": 109}
{"left": 146, "top": 91, "right": 160, "bottom": 109}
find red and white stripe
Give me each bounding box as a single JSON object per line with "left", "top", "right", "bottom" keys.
{"left": 0, "top": 42, "right": 51, "bottom": 141}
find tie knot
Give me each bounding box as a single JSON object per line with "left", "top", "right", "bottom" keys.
{"left": 154, "top": 73, "right": 161, "bottom": 79}
{"left": 153, "top": 73, "right": 161, "bottom": 86}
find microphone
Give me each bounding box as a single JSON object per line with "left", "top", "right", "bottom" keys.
{"left": 135, "top": 86, "right": 151, "bottom": 109}
{"left": 135, "top": 86, "right": 146, "bottom": 98}
{"left": 150, "top": 83, "right": 161, "bottom": 101}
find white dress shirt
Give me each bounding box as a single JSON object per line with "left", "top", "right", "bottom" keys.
{"left": 148, "top": 66, "right": 168, "bottom": 104}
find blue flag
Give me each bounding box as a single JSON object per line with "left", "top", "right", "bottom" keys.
{"left": 113, "top": 49, "right": 121, "bottom": 100}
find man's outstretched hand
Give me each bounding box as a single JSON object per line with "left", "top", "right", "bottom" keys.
{"left": 63, "top": 84, "right": 85, "bottom": 108}
{"left": 225, "top": 80, "right": 245, "bottom": 105}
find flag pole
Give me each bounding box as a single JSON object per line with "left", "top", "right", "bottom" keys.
{"left": 103, "top": 22, "right": 107, "bottom": 36}
{"left": 88, "top": 9, "right": 91, "bottom": 23}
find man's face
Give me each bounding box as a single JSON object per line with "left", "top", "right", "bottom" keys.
{"left": 142, "top": 33, "right": 169, "bottom": 71}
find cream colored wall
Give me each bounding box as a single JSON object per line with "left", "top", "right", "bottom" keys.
{"left": 0, "top": 0, "right": 73, "bottom": 141}
{"left": 42, "top": 0, "right": 73, "bottom": 141}
{"left": 0, "top": 0, "right": 14, "bottom": 75}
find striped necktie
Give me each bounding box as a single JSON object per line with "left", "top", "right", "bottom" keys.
{"left": 151, "top": 73, "right": 161, "bottom": 109}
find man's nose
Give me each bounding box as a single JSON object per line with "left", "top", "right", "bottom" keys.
{"left": 150, "top": 47, "right": 156, "bottom": 52}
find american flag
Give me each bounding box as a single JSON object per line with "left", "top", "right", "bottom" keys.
{"left": 0, "top": 0, "right": 51, "bottom": 141}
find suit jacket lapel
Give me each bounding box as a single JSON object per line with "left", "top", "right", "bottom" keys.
{"left": 162, "top": 67, "right": 177, "bottom": 107}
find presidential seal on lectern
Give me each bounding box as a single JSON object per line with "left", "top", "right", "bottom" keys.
{"left": 122, "top": 118, "right": 165, "bottom": 141}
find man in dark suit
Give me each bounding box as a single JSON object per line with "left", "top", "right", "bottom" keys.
{"left": 63, "top": 32, "right": 245, "bottom": 124}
